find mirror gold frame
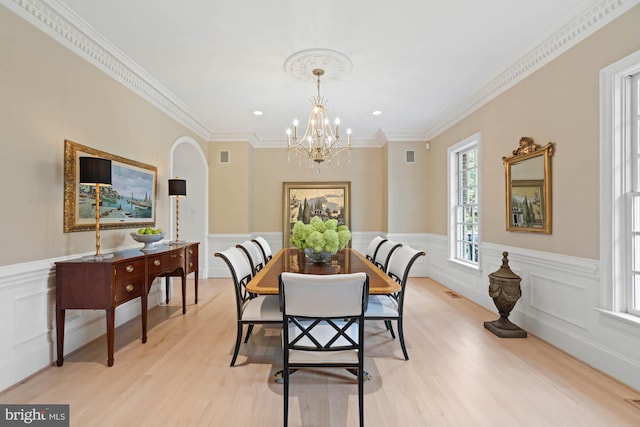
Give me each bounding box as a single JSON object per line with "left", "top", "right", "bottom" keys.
{"left": 503, "top": 137, "right": 554, "bottom": 233}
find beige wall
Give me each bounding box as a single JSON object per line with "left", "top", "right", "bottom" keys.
{"left": 0, "top": 7, "right": 207, "bottom": 265}
{"left": 229, "top": 147, "right": 385, "bottom": 234}
{"left": 386, "top": 141, "right": 429, "bottom": 232}
{"left": 209, "top": 142, "right": 251, "bottom": 233}
{"left": 427, "top": 5, "right": 640, "bottom": 260}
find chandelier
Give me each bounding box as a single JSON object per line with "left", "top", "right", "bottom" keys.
{"left": 286, "top": 68, "right": 352, "bottom": 167}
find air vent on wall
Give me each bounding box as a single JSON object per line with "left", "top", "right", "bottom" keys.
{"left": 220, "top": 150, "right": 230, "bottom": 164}
{"left": 405, "top": 150, "right": 415, "bottom": 163}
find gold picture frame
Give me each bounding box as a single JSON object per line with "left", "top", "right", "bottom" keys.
{"left": 63, "top": 140, "right": 158, "bottom": 232}
{"left": 282, "top": 181, "right": 351, "bottom": 248}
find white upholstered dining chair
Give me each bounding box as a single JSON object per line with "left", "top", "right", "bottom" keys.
{"left": 280, "top": 272, "right": 368, "bottom": 427}
{"left": 373, "top": 240, "right": 402, "bottom": 272}
{"left": 214, "top": 246, "right": 282, "bottom": 366}
{"left": 236, "top": 240, "right": 264, "bottom": 277}
{"left": 365, "top": 245, "right": 425, "bottom": 360}
{"left": 252, "top": 236, "right": 273, "bottom": 265}
{"left": 365, "top": 235, "right": 387, "bottom": 262}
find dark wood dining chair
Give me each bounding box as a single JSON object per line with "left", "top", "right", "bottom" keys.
{"left": 373, "top": 240, "right": 402, "bottom": 272}
{"left": 252, "top": 236, "right": 273, "bottom": 265}
{"left": 280, "top": 272, "right": 368, "bottom": 427}
{"left": 365, "top": 245, "right": 425, "bottom": 360}
{"left": 236, "top": 240, "right": 264, "bottom": 277}
{"left": 365, "top": 235, "right": 387, "bottom": 262}
{"left": 214, "top": 247, "right": 282, "bottom": 366}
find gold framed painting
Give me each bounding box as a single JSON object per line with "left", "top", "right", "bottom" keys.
{"left": 282, "top": 181, "right": 351, "bottom": 248}
{"left": 63, "top": 139, "right": 157, "bottom": 232}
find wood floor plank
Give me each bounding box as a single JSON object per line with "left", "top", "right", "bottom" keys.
{"left": 1, "top": 277, "right": 639, "bottom": 426}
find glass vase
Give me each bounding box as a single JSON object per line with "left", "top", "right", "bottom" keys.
{"left": 303, "top": 247, "right": 335, "bottom": 264}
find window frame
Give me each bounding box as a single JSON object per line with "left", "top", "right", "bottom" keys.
{"left": 600, "top": 49, "right": 640, "bottom": 317}
{"left": 448, "top": 132, "right": 481, "bottom": 269}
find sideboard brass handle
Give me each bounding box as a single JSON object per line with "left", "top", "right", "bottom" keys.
{"left": 125, "top": 265, "right": 134, "bottom": 273}
{"left": 188, "top": 249, "right": 193, "bottom": 255}
{"left": 154, "top": 260, "right": 161, "bottom": 266}
{"left": 125, "top": 284, "right": 134, "bottom": 292}
{"left": 189, "top": 262, "right": 193, "bottom": 268}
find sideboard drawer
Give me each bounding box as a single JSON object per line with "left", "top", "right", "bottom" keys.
{"left": 114, "top": 259, "right": 146, "bottom": 281}
{"left": 114, "top": 275, "right": 145, "bottom": 304}
{"left": 147, "top": 249, "right": 183, "bottom": 276}
{"left": 186, "top": 245, "right": 198, "bottom": 274}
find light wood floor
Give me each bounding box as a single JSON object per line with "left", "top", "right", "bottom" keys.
{"left": 2, "top": 277, "right": 639, "bottom": 426}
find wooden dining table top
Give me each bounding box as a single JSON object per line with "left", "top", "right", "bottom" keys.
{"left": 245, "top": 247, "right": 401, "bottom": 295}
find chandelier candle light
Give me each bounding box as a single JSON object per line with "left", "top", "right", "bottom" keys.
{"left": 286, "top": 68, "right": 352, "bottom": 169}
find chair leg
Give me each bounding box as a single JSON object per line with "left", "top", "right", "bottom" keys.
{"left": 397, "top": 318, "right": 409, "bottom": 360}
{"left": 230, "top": 323, "right": 243, "bottom": 367}
{"left": 384, "top": 320, "right": 396, "bottom": 339}
{"left": 284, "top": 368, "right": 289, "bottom": 427}
{"left": 358, "top": 368, "right": 364, "bottom": 427}
{"left": 244, "top": 324, "right": 254, "bottom": 343}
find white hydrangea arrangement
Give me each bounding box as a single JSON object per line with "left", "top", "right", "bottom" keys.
{"left": 290, "top": 216, "right": 351, "bottom": 254}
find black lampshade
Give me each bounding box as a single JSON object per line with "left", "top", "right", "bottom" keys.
{"left": 168, "top": 179, "right": 187, "bottom": 196}
{"left": 79, "top": 157, "right": 112, "bottom": 185}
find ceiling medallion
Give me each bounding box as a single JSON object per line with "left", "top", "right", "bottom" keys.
{"left": 284, "top": 49, "right": 353, "bottom": 83}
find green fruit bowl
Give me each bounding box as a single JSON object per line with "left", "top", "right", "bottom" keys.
{"left": 130, "top": 232, "right": 165, "bottom": 252}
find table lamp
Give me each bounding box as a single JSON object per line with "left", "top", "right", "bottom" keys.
{"left": 168, "top": 178, "right": 187, "bottom": 244}
{"left": 79, "top": 156, "right": 112, "bottom": 261}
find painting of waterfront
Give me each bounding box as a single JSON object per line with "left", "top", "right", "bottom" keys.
{"left": 78, "top": 164, "right": 154, "bottom": 220}
{"left": 64, "top": 140, "right": 157, "bottom": 232}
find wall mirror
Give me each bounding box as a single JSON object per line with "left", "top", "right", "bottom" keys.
{"left": 503, "top": 137, "right": 554, "bottom": 233}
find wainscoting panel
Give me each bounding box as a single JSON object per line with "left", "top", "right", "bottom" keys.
{"left": 529, "top": 272, "right": 589, "bottom": 329}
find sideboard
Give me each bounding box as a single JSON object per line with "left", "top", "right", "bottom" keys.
{"left": 55, "top": 242, "right": 199, "bottom": 367}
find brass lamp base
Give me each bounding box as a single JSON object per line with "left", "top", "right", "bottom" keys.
{"left": 82, "top": 253, "right": 114, "bottom": 262}
{"left": 169, "top": 240, "right": 186, "bottom": 246}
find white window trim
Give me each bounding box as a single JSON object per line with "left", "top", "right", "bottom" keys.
{"left": 600, "top": 48, "right": 640, "bottom": 315}
{"left": 447, "top": 132, "right": 482, "bottom": 270}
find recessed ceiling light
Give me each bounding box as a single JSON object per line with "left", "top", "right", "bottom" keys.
{"left": 372, "top": 110, "right": 382, "bottom": 116}
{"left": 253, "top": 110, "right": 263, "bottom": 116}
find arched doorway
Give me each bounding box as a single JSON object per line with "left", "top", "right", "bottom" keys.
{"left": 170, "top": 136, "right": 208, "bottom": 279}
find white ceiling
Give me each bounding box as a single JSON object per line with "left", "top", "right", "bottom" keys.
{"left": 21, "top": 0, "right": 628, "bottom": 144}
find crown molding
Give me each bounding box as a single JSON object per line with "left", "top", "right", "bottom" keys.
{"left": 210, "top": 132, "right": 383, "bottom": 149}
{"left": 424, "top": 0, "right": 640, "bottom": 140}
{"left": 381, "top": 128, "right": 428, "bottom": 143}
{"left": 1, "top": 0, "right": 211, "bottom": 140}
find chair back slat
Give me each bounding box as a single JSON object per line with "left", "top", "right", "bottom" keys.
{"left": 280, "top": 272, "right": 367, "bottom": 317}
{"left": 365, "top": 236, "right": 387, "bottom": 261}
{"left": 237, "top": 240, "right": 264, "bottom": 276}
{"left": 214, "top": 247, "right": 253, "bottom": 315}
{"left": 252, "top": 236, "right": 273, "bottom": 265}
{"left": 373, "top": 240, "right": 402, "bottom": 272}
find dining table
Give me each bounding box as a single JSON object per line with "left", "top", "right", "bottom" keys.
{"left": 246, "top": 247, "right": 401, "bottom": 295}
{"left": 247, "top": 247, "right": 399, "bottom": 383}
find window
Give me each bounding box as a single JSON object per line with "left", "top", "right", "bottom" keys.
{"left": 600, "top": 49, "right": 640, "bottom": 317}
{"left": 448, "top": 133, "right": 481, "bottom": 267}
